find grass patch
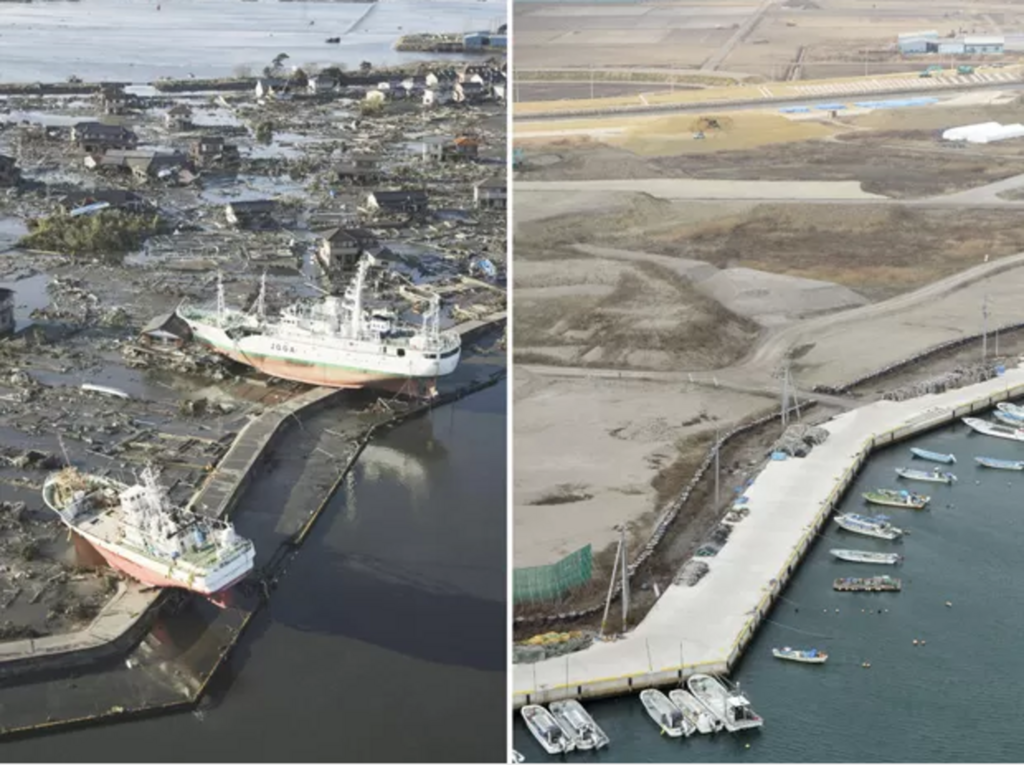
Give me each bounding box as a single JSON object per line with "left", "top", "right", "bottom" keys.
{"left": 529, "top": 483, "right": 594, "bottom": 506}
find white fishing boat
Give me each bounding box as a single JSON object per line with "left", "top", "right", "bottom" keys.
{"left": 996, "top": 402, "right": 1024, "bottom": 422}
{"left": 862, "top": 488, "right": 929, "bottom": 509}
{"left": 834, "top": 513, "right": 903, "bottom": 541}
{"left": 895, "top": 467, "right": 956, "bottom": 484}
{"left": 177, "top": 258, "right": 461, "bottom": 389}
{"left": 993, "top": 410, "right": 1024, "bottom": 428}
{"left": 549, "top": 700, "right": 609, "bottom": 750}
{"left": 521, "top": 705, "right": 574, "bottom": 755}
{"left": 975, "top": 456, "right": 1024, "bottom": 471}
{"left": 772, "top": 647, "right": 828, "bottom": 664}
{"left": 909, "top": 447, "right": 956, "bottom": 464}
{"left": 639, "top": 689, "right": 692, "bottom": 738}
{"left": 829, "top": 549, "right": 902, "bottom": 565}
{"left": 42, "top": 466, "right": 254, "bottom": 605}
{"left": 962, "top": 417, "right": 1024, "bottom": 442}
{"left": 687, "top": 674, "right": 763, "bottom": 732}
{"left": 668, "top": 689, "right": 723, "bottom": 734}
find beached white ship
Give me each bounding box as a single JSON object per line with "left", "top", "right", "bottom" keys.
{"left": 640, "top": 689, "right": 693, "bottom": 737}
{"left": 895, "top": 467, "right": 956, "bottom": 484}
{"left": 176, "top": 258, "right": 461, "bottom": 389}
{"left": 42, "top": 466, "right": 255, "bottom": 602}
{"left": 549, "top": 700, "right": 609, "bottom": 750}
{"left": 772, "top": 647, "right": 828, "bottom": 664}
{"left": 834, "top": 513, "right": 903, "bottom": 541}
{"left": 829, "top": 549, "right": 902, "bottom": 565}
{"left": 668, "top": 689, "right": 723, "bottom": 734}
{"left": 962, "top": 417, "right": 1024, "bottom": 442}
{"left": 687, "top": 674, "right": 763, "bottom": 732}
{"left": 521, "top": 705, "right": 574, "bottom": 755}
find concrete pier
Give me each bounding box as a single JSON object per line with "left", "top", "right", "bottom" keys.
{"left": 513, "top": 365, "right": 1024, "bottom": 708}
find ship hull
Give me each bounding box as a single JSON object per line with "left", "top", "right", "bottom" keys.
{"left": 181, "top": 316, "right": 460, "bottom": 389}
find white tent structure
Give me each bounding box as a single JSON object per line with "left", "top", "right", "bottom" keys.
{"left": 942, "top": 121, "right": 1024, "bottom": 144}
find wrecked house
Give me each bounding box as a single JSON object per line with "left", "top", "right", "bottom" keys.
{"left": 473, "top": 176, "right": 507, "bottom": 210}
{"left": 139, "top": 312, "right": 192, "bottom": 350}
{"left": 453, "top": 81, "right": 489, "bottom": 104}
{"left": 418, "top": 135, "right": 455, "bottom": 162}
{"left": 58, "top": 189, "right": 150, "bottom": 215}
{"left": 316, "top": 227, "right": 378, "bottom": 271}
{"left": 0, "top": 154, "right": 21, "bottom": 187}
{"left": 255, "top": 78, "right": 290, "bottom": 100}
{"left": 308, "top": 73, "right": 339, "bottom": 95}
{"left": 366, "top": 189, "right": 429, "bottom": 215}
{"left": 97, "top": 84, "right": 129, "bottom": 115}
{"left": 422, "top": 88, "right": 454, "bottom": 107}
{"left": 71, "top": 122, "right": 138, "bottom": 153}
{"left": 225, "top": 199, "right": 276, "bottom": 229}
{"left": 337, "top": 153, "right": 381, "bottom": 185}
{"left": 0, "top": 288, "right": 13, "bottom": 337}
{"left": 165, "top": 104, "right": 193, "bottom": 131}
{"left": 190, "top": 136, "right": 240, "bottom": 166}
{"left": 86, "top": 149, "right": 190, "bottom": 181}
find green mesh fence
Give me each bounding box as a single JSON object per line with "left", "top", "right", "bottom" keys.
{"left": 513, "top": 544, "right": 593, "bottom": 604}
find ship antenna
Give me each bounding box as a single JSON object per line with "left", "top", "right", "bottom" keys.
{"left": 216, "top": 271, "right": 225, "bottom": 322}
{"left": 57, "top": 433, "right": 71, "bottom": 468}
{"left": 351, "top": 258, "right": 366, "bottom": 336}
{"left": 255, "top": 269, "right": 267, "bottom": 320}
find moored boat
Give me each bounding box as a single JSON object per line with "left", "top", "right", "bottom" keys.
{"left": 772, "top": 647, "right": 828, "bottom": 664}
{"left": 521, "top": 705, "right": 574, "bottom": 755}
{"left": 962, "top": 417, "right": 1024, "bottom": 442}
{"left": 834, "top": 513, "right": 903, "bottom": 541}
{"left": 910, "top": 447, "right": 956, "bottom": 464}
{"left": 895, "top": 467, "right": 956, "bottom": 484}
{"left": 975, "top": 456, "right": 1024, "bottom": 471}
{"left": 833, "top": 575, "right": 902, "bottom": 592}
{"left": 687, "top": 674, "right": 763, "bottom": 732}
{"left": 549, "top": 700, "right": 609, "bottom": 750}
{"left": 862, "top": 488, "right": 929, "bottom": 510}
{"left": 993, "top": 410, "right": 1024, "bottom": 428}
{"left": 668, "top": 689, "right": 722, "bottom": 734}
{"left": 639, "top": 689, "right": 692, "bottom": 738}
{"left": 42, "top": 466, "right": 255, "bottom": 604}
{"left": 829, "top": 549, "right": 902, "bottom": 565}
{"left": 996, "top": 402, "right": 1024, "bottom": 422}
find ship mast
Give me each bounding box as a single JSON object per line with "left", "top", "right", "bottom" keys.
{"left": 350, "top": 258, "right": 367, "bottom": 337}
{"left": 216, "top": 271, "right": 225, "bottom": 323}
{"left": 254, "top": 270, "right": 267, "bottom": 320}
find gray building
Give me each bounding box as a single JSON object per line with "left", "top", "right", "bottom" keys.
{"left": 898, "top": 37, "right": 931, "bottom": 54}
{"left": 937, "top": 41, "right": 966, "bottom": 55}
{"left": 964, "top": 35, "right": 1004, "bottom": 54}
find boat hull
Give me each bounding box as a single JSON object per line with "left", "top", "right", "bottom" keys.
{"left": 963, "top": 417, "right": 1024, "bottom": 442}
{"left": 910, "top": 448, "right": 955, "bottom": 464}
{"left": 829, "top": 549, "right": 901, "bottom": 565}
{"left": 772, "top": 650, "right": 827, "bottom": 664}
{"left": 975, "top": 457, "right": 1024, "bottom": 471}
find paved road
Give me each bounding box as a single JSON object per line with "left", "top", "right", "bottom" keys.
{"left": 701, "top": 0, "right": 777, "bottom": 72}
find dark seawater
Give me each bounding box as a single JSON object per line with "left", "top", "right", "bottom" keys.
{"left": 514, "top": 417, "right": 1024, "bottom": 762}
{"left": 4, "top": 381, "right": 507, "bottom": 763}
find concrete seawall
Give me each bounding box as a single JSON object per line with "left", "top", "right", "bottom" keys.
{"left": 513, "top": 366, "right": 1024, "bottom": 708}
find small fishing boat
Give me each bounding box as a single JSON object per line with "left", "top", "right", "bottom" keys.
{"left": 687, "top": 675, "right": 763, "bottom": 732}
{"left": 772, "top": 647, "right": 828, "bottom": 664}
{"left": 834, "top": 513, "right": 903, "bottom": 541}
{"left": 993, "top": 410, "right": 1024, "bottom": 428}
{"left": 639, "top": 689, "right": 693, "bottom": 738}
{"left": 833, "top": 575, "right": 902, "bottom": 592}
{"left": 996, "top": 402, "right": 1024, "bottom": 422}
{"left": 521, "top": 705, "right": 574, "bottom": 755}
{"left": 862, "top": 488, "right": 929, "bottom": 509}
{"left": 830, "top": 549, "right": 902, "bottom": 565}
{"left": 668, "top": 689, "right": 723, "bottom": 734}
{"left": 962, "top": 417, "right": 1024, "bottom": 442}
{"left": 975, "top": 456, "right": 1024, "bottom": 471}
{"left": 549, "top": 700, "right": 609, "bottom": 750}
{"left": 895, "top": 467, "right": 956, "bottom": 484}
{"left": 910, "top": 447, "right": 956, "bottom": 464}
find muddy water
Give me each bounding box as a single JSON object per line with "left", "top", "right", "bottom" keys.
{"left": 2, "top": 379, "right": 507, "bottom": 762}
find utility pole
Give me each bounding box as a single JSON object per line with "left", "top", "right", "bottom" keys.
{"left": 600, "top": 528, "right": 623, "bottom": 636}
{"left": 620, "top": 525, "right": 630, "bottom": 632}
{"left": 590, "top": 65, "right": 595, "bottom": 100}
{"left": 983, "top": 294, "right": 989, "bottom": 361}
{"left": 714, "top": 426, "right": 720, "bottom": 510}
{"left": 781, "top": 365, "right": 789, "bottom": 429}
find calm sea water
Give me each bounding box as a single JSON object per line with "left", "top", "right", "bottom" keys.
{"left": 514, "top": 416, "right": 1024, "bottom": 762}
{"left": 3, "top": 381, "right": 507, "bottom": 763}
{"left": 0, "top": 0, "right": 504, "bottom": 82}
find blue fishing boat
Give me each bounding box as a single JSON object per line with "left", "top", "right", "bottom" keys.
{"left": 910, "top": 447, "right": 956, "bottom": 464}
{"left": 975, "top": 456, "right": 1024, "bottom": 471}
